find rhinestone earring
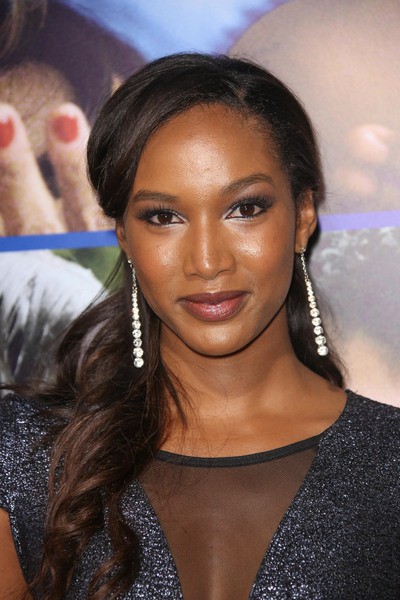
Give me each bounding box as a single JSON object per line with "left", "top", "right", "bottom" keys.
{"left": 128, "top": 260, "right": 144, "bottom": 368}
{"left": 300, "top": 248, "right": 329, "bottom": 357}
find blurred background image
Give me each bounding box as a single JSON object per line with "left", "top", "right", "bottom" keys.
{"left": 0, "top": 0, "right": 399, "bottom": 405}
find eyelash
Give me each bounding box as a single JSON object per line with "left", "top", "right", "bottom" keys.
{"left": 136, "top": 195, "right": 274, "bottom": 227}
{"left": 136, "top": 205, "right": 182, "bottom": 227}
{"left": 228, "top": 195, "right": 273, "bottom": 219}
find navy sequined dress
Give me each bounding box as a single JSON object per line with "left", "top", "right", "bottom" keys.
{"left": 0, "top": 391, "right": 399, "bottom": 599}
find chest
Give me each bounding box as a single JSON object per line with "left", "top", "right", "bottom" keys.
{"left": 65, "top": 448, "right": 399, "bottom": 600}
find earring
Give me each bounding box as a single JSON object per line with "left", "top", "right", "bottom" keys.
{"left": 128, "top": 260, "right": 144, "bottom": 368}
{"left": 300, "top": 248, "right": 329, "bottom": 357}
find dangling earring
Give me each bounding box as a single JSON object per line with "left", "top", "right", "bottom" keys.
{"left": 128, "top": 260, "right": 144, "bottom": 368}
{"left": 300, "top": 248, "right": 329, "bottom": 357}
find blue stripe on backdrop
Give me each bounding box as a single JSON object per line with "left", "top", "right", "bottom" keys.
{"left": 1, "top": 210, "right": 400, "bottom": 252}
{"left": 0, "top": 230, "right": 118, "bottom": 252}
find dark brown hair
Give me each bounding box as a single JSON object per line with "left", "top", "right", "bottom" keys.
{"left": 32, "top": 53, "right": 344, "bottom": 599}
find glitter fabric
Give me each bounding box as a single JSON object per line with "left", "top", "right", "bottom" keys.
{"left": 0, "top": 391, "right": 399, "bottom": 599}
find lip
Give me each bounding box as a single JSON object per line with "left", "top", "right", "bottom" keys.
{"left": 179, "top": 291, "right": 247, "bottom": 322}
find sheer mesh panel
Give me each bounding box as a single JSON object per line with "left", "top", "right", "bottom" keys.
{"left": 139, "top": 437, "right": 319, "bottom": 600}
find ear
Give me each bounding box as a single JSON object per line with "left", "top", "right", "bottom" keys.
{"left": 294, "top": 190, "right": 318, "bottom": 253}
{"left": 115, "top": 219, "right": 129, "bottom": 257}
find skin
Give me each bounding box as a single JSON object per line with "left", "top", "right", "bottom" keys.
{"left": 117, "top": 104, "right": 346, "bottom": 457}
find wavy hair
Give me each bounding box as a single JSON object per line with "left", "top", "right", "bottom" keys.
{"left": 32, "top": 53, "right": 344, "bottom": 599}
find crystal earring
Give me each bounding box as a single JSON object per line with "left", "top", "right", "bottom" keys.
{"left": 300, "top": 248, "right": 329, "bottom": 357}
{"left": 128, "top": 260, "right": 144, "bottom": 368}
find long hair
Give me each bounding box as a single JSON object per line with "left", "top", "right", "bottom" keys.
{"left": 33, "top": 53, "right": 344, "bottom": 599}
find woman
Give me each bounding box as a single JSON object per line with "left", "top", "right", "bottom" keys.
{"left": 0, "top": 53, "right": 399, "bottom": 600}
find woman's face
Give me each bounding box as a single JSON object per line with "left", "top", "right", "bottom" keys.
{"left": 117, "top": 104, "right": 315, "bottom": 359}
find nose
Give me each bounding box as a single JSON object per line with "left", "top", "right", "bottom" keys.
{"left": 183, "top": 221, "right": 236, "bottom": 280}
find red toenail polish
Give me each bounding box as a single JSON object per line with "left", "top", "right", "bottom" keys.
{"left": 52, "top": 115, "right": 78, "bottom": 143}
{"left": 0, "top": 117, "right": 14, "bottom": 148}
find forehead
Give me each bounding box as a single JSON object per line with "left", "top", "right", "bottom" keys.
{"left": 143, "top": 104, "right": 275, "bottom": 155}
{"left": 134, "top": 104, "right": 287, "bottom": 193}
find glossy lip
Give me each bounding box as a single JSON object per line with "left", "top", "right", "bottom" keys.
{"left": 179, "top": 291, "right": 247, "bottom": 322}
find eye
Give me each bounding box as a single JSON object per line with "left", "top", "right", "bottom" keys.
{"left": 151, "top": 210, "right": 177, "bottom": 225}
{"left": 231, "top": 203, "right": 260, "bottom": 218}
{"left": 137, "top": 207, "right": 183, "bottom": 227}
{"left": 227, "top": 195, "right": 273, "bottom": 220}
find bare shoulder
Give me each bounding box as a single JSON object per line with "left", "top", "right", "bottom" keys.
{"left": 0, "top": 508, "right": 31, "bottom": 600}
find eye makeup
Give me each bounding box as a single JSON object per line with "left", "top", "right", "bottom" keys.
{"left": 135, "top": 193, "right": 275, "bottom": 227}
{"left": 136, "top": 204, "right": 183, "bottom": 227}
{"left": 226, "top": 194, "right": 274, "bottom": 219}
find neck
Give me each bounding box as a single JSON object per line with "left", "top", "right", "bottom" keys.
{"left": 160, "top": 309, "right": 307, "bottom": 423}
{"left": 159, "top": 309, "right": 345, "bottom": 457}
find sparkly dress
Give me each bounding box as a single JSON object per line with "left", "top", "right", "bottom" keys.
{"left": 0, "top": 391, "right": 399, "bottom": 599}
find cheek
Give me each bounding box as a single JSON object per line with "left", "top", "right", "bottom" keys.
{"left": 128, "top": 234, "right": 181, "bottom": 308}
{"left": 235, "top": 219, "right": 296, "bottom": 287}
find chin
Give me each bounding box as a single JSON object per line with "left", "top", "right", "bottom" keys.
{"left": 182, "top": 333, "right": 254, "bottom": 359}
{"left": 161, "top": 318, "right": 262, "bottom": 359}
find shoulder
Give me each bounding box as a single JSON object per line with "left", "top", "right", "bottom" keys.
{"left": 324, "top": 390, "right": 400, "bottom": 474}
{"left": 0, "top": 394, "right": 52, "bottom": 512}
{"left": 316, "top": 391, "right": 400, "bottom": 522}
{"left": 343, "top": 390, "right": 400, "bottom": 440}
{"left": 0, "top": 393, "right": 50, "bottom": 449}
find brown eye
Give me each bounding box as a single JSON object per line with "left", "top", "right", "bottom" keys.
{"left": 238, "top": 204, "right": 256, "bottom": 217}
{"left": 156, "top": 211, "right": 174, "bottom": 225}
{"left": 138, "top": 206, "right": 183, "bottom": 227}
{"left": 227, "top": 196, "right": 272, "bottom": 220}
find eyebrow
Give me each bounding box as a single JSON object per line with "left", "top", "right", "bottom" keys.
{"left": 220, "top": 173, "right": 274, "bottom": 195}
{"left": 131, "top": 173, "right": 274, "bottom": 204}
{"left": 131, "top": 190, "right": 178, "bottom": 203}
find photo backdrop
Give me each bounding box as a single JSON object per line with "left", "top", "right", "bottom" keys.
{"left": 0, "top": 0, "right": 399, "bottom": 405}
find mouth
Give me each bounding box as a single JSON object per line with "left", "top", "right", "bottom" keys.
{"left": 178, "top": 291, "right": 247, "bottom": 322}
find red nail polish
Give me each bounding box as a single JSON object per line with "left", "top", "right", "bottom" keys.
{"left": 0, "top": 117, "right": 14, "bottom": 148}
{"left": 52, "top": 115, "right": 78, "bottom": 143}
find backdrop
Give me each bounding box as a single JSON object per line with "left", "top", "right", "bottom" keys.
{"left": 0, "top": 0, "right": 399, "bottom": 405}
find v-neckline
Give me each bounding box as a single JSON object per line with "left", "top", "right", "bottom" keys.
{"left": 132, "top": 391, "right": 353, "bottom": 599}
